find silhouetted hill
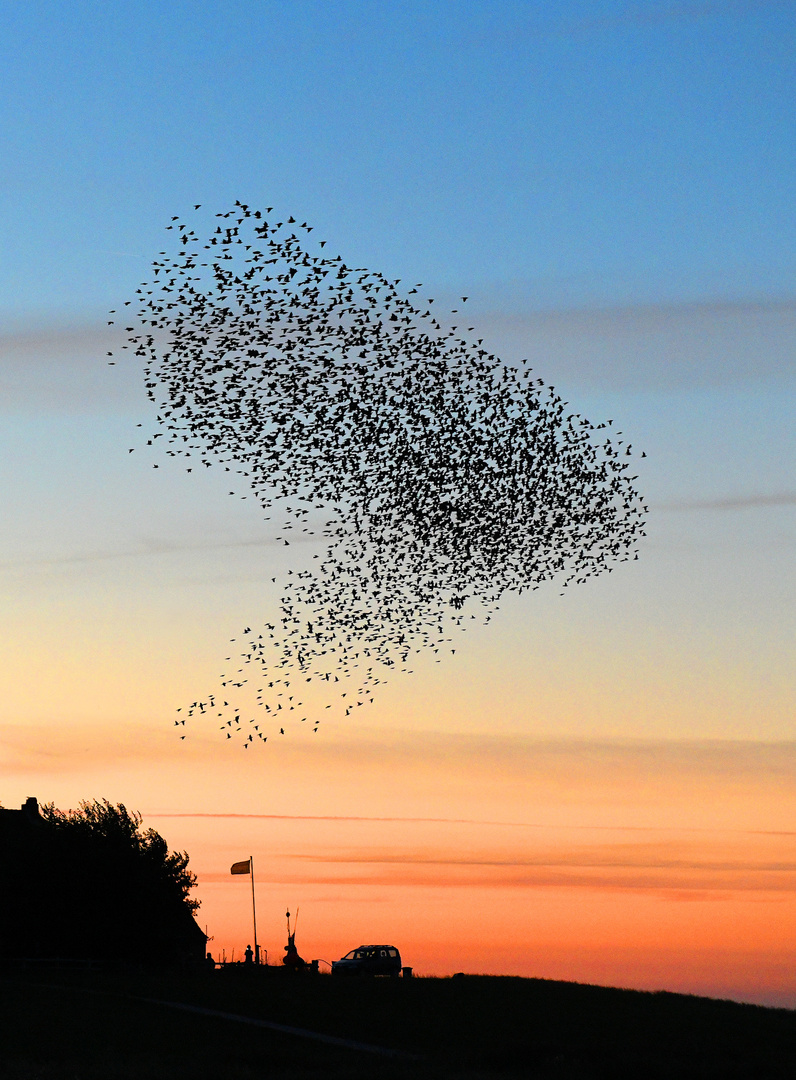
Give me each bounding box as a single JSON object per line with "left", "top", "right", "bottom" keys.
{"left": 1, "top": 967, "right": 793, "bottom": 1078}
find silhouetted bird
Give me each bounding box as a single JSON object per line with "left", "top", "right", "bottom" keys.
{"left": 111, "top": 201, "right": 646, "bottom": 744}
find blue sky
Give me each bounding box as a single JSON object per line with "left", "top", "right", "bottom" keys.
{"left": 1, "top": 0, "right": 794, "bottom": 320}
{"left": 1, "top": 0, "right": 792, "bottom": 748}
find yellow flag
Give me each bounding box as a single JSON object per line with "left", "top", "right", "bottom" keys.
{"left": 230, "top": 859, "right": 250, "bottom": 875}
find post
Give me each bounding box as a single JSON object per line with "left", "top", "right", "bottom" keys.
{"left": 250, "top": 855, "right": 259, "bottom": 963}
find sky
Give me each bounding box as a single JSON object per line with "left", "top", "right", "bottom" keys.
{"left": 1, "top": 0, "right": 794, "bottom": 1005}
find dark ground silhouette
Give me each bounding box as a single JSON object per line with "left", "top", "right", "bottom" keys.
{"left": 1, "top": 967, "right": 793, "bottom": 1079}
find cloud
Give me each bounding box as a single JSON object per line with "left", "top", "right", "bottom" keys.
{"left": 288, "top": 849, "right": 796, "bottom": 874}
{"left": 0, "top": 322, "right": 117, "bottom": 354}
{"left": 197, "top": 828, "right": 796, "bottom": 895}
{"left": 146, "top": 811, "right": 676, "bottom": 831}
{"left": 284, "top": 731, "right": 796, "bottom": 793}
{"left": 6, "top": 719, "right": 796, "bottom": 802}
{"left": 0, "top": 532, "right": 318, "bottom": 570}
{"left": 0, "top": 721, "right": 219, "bottom": 772}
{"left": 198, "top": 860, "right": 796, "bottom": 895}
{"left": 144, "top": 811, "right": 787, "bottom": 838}
{"left": 4, "top": 292, "right": 795, "bottom": 415}
{"left": 656, "top": 492, "right": 796, "bottom": 511}
{"left": 152, "top": 811, "right": 547, "bottom": 824}
{"left": 0, "top": 321, "right": 139, "bottom": 412}
{"left": 474, "top": 294, "right": 796, "bottom": 390}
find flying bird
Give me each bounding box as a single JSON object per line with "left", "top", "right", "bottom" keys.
{"left": 113, "top": 201, "right": 646, "bottom": 744}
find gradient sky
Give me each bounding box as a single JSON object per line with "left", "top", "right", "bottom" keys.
{"left": 1, "top": 0, "right": 794, "bottom": 1006}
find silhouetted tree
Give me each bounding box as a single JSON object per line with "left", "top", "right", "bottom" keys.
{"left": 0, "top": 798, "right": 203, "bottom": 965}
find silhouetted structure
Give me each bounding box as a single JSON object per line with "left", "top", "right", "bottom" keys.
{"left": 0, "top": 797, "right": 205, "bottom": 966}
{"left": 282, "top": 908, "right": 305, "bottom": 969}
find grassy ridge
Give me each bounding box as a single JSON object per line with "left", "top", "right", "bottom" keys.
{"left": 2, "top": 967, "right": 795, "bottom": 1078}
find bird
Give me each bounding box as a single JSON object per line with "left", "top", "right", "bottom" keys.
{"left": 116, "top": 199, "right": 646, "bottom": 746}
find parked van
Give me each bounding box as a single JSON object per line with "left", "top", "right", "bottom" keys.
{"left": 331, "top": 944, "right": 402, "bottom": 977}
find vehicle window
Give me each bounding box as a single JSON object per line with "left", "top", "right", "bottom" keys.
{"left": 344, "top": 950, "right": 357, "bottom": 960}
{"left": 388, "top": 949, "right": 397, "bottom": 957}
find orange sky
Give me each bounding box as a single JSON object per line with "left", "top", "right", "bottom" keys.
{"left": 4, "top": 711, "right": 795, "bottom": 1006}
{"left": 2, "top": 474, "right": 794, "bottom": 1005}
{"left": 2, "top": 467, "right": 794, "bottom": 1004}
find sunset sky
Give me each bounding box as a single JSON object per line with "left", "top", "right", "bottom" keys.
{"left": 1, "top": 0, "right": 794, "bottom": 1006}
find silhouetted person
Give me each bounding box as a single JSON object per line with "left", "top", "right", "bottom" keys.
{"left": 244, "top": 944, "right": 254, "bottom": 964}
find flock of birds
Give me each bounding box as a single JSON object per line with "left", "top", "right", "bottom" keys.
{"left": 109, "top": 202, "right": 646, "bottom": 745}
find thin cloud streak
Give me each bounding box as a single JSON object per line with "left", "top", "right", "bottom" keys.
{"left": 145, "top": 812, "right": 783, "bottom": 836}
{"left": 289, "top": 853, "right": 796, "bottom": 873}
{"left": 0, "top": 532, "right": 319, "bottom": 570}
{"left": 7, "top": 724, "right": 796, "bottom": 786}
{"left": 519, "top": 295, "right": 796, "bottom": 320}
{"left": 656, "top": 492, "right": 796, "bottom": 511}
{"left": 198, "top": 868, "right": 796, "bottom": 894}
{"left": 150, "top": 811, "right": 566, "bottom": 826}
{"left": 0, "top": 321, "right": 119, "bottom": 353}
{"left": 4, "top": 291, "right": 794, "bottom": 409}
{"left": 295, "top": 734, "right": 796, "bottom": 790}
{"left": 193, "top": 822, "right": 796, "bottom": 896}
{"left": 475, "top": 293, "right": 796, "bottom": 389}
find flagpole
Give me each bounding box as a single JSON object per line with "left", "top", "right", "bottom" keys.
{"left": 250, "top": 855, "right": 259, "bottom": 964}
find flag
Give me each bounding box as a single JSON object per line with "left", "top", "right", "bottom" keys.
{"left": 231, "top": 859, "right": 251, "bottom": 875}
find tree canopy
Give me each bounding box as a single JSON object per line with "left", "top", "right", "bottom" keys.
{"left": 0, "top": 799, "right": 203, "bottom": 964}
